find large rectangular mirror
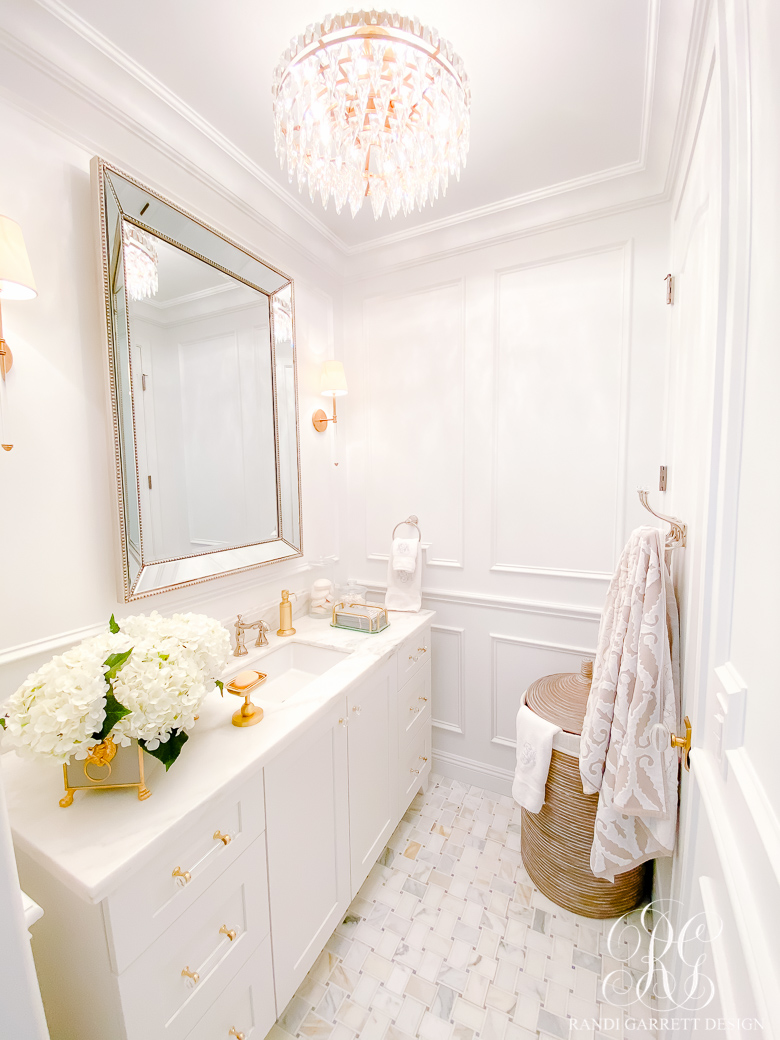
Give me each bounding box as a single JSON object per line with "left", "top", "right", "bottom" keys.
{"left": 93, "top": 158, "right": 302, "bottom": 600}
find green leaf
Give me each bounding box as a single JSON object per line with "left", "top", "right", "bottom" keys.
{"left": 140, "top": 730, "right": 189, "bottom": 771}
{"left": 109, "top": 614, "right": 120, "bottom": 634}
{"left": 103, "top": 648, "right": 133, "bottom": 682}
{"left": 93, "top": 693, "right": 132, "bottom": 742}
{"left": 0, "top": 717, "right": 6, "bottom": 730}
{"left": 215, "top": 679, "right": 224, "bottom": 697}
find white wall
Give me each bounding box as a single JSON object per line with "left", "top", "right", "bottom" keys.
{"left": 0, "top": 94, "right": 342, "bottom": 701}
{"left": 341, "top": 203, "right": 671, "bottom": 792}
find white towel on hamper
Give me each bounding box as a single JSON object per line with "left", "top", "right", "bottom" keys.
{"left": 392, "top": 537, "right": 418, "bottom": 573}
{"left": 385, "top": 547, "right": 422, "bottom": 612}
{"left": 512, "top": 704, "right": 561, "bottom": 813}
{"left": 579, "top": 526, "right": 680, "bottom": 882}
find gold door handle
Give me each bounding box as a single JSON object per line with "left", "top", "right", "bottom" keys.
{"left": 229, "top": 1030, "right": 245, "bottom": 1040}
{"left": 670, "top": 716, "right": 692, "bottom": 771}
{"left": 214, "top": 830, "right": 232, "bottom": 846}
{"left": 181, "top": 967, "right": 199, "bottom": 984}
{"left": 219, "top": 925, "right": 237, "bottom": 941}
{"left": 172, "top": 867, "right": 191, "bottom": 885}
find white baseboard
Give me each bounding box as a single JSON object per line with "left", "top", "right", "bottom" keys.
{"left": 432, "top": 748, "right": 515, "bottom": 798}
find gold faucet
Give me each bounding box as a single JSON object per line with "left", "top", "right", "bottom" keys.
{"left": 233, "top": 615, "right": 269, "bottom": 657}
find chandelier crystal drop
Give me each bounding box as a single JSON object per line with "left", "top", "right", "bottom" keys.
{"left": 122, "top": 223, "right": 158, "bottom": 302}
{"left": 271, "top": 11, "right": 471, "bottom": 220}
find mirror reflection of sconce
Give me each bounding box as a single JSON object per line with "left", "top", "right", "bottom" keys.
{"left": 0, "top": 216, "right": 38, "bottom": 453}
{"left": 312, "top": 361, "right": 348, "bottom": 433}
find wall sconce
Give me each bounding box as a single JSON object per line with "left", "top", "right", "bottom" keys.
{"left": 312, "top": 360, "right": 348, "bottom": 432}
{"left": 0, "top": 216, "right": 38, "bottom": 452}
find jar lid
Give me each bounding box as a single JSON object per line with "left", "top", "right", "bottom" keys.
{"left": 525, "top": 659, "right": 593, "bottom": 735}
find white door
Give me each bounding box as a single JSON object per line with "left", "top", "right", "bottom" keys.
{"left": 346, "top": 661, "right": 397, "bottom": 897}
{"left": 264, "top": 698, "right": 350, "bottom": 1012}
{"left": 659, "top": 4, "right": 774, "bottom": 1036}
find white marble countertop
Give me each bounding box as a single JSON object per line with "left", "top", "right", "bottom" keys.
{"left": 2, "top": 610, "right": 434, "bottom": 905}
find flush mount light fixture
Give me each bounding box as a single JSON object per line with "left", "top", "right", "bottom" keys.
{"left": 122, "top": 222, "right": 158, "bottom": 302}
{"left": 313, "top": 360, "right": 348, "bottom": 432}
{"left": 272, "top": 10, "right": 470, "bottom": 220}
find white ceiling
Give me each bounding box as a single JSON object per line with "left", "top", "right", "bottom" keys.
{"left": 55, "top": 0, "right": 696, "bottom": 248}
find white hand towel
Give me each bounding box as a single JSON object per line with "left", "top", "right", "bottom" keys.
{"left": 392, "top": 537, "right": 418, "bottom": 573}
{"left": 385, "top": 544, "right": 422, "bottom": 612}
{"left": 512, "top": 704, "right": 561, "bottom": 813}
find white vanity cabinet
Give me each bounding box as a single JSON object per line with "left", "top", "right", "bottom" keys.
{"left": 264, "top": 696, "right": 351, "bottom": 1011}
{"left": 5, "top": 612, "right": 434, "bottom": 1040}
{"left": 346, "top": 659, "right": 398, "bottom": 897}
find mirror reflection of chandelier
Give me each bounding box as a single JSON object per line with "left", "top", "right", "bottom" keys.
{"left": 122, "top": 223, "right": 158, "bottom": 301}
{"left": 272, "top": 284, "right": 293, "bottom": 344}
{"left": 271, "top": 10, "right": 470, "bottom": 220}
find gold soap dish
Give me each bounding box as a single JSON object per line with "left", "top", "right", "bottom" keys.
{"left": 225, "top": 670, "right": 267, "bottom": 727}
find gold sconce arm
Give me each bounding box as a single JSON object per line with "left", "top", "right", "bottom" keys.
{"left": 312, "top": 396, "right": 338, "bottom": 432}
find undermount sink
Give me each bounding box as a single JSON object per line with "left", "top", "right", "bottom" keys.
{"left": 250, "top": 642, "right": 351, "bottom": 705}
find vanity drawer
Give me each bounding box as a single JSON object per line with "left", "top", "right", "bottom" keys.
{"left": 398, "top": 662, "right": 431, "bottom": 744}
{"left": 106, "top": 772, "right": 265, "bottom": 974}
{"left": 399, "top": 727, "right": 432, "bottom": 814}
{"left": 118, "top": 835, "right": 270, "bottom": 1040}
{"left": 397, "top": 626, "right": 431, "bottom": 688}
{"left": 184, "top": 935, "right": 275, "bottom": 1040}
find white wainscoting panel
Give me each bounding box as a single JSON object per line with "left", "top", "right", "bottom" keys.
{"left": 363, "top": 281, "right": 464, "bottom": 568}
{"left": 490, "top": 634, "right": 596, "bottom": 747}
{"left": 430, "top": 625, "right": 465, "bottom": 735}
{"left": 492, "top": 244, "right": 629, "bottom": 578}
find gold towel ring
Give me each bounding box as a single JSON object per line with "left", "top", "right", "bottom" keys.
{"left": 392, "top": 515, "right": 422, "bottom": 541}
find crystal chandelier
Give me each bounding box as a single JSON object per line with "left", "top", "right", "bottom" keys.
{"left": 122, "top": 223, "right": 158, "bottom": 302}
{"left": 271, "top": 11, "right": 470, "bottom": 220}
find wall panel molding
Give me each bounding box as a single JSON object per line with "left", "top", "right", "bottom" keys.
{"left": 355, "top": 579, "right": 602, "bottom": 622}
{"left": 431, "top": 748, "right": 515, "bottom": 798}
{"left": 363, "top": 279, "right": 466, "bottom": 569}
{"left": 490, "top": 633, "right": 596, "bottom": 748}
{"left": 430, "top": 625, "right": 466, "bottom": 735}
{"left": 490, "top": 241, "right": 632, "bottom": 579}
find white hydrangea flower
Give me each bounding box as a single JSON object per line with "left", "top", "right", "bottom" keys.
{"left": 1, "top": 612, "right": 231, "bottom": 763}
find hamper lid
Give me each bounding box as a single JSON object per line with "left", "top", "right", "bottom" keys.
{"left": 525, "top": 659, "right": 593, "bottom": 735}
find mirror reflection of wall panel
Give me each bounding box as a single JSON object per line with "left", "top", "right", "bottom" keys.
{"left": 93, "top": 157, "right": 302, "bottom": 600}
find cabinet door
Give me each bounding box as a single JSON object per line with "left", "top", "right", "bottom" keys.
{"left": 264, "top": 698, "right": 350, "bottom": 1012}
{"left": 347, "top": 661, "right": 397, "bottom": 897}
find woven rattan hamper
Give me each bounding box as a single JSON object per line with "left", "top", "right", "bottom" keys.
{"left": 520, "top": 660, "right": 651, "bottom": 918}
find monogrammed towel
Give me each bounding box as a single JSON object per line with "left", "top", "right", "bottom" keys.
{"left": 512, "top": 704, "right": 561, "bottom": 813}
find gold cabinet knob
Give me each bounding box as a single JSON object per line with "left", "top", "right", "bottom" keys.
{"left": 352, "top": 705, "right": 361, "bottom": 715}
{"left": 418, "top": 695, "right": 428, "bottom": 702}
{"left": 229, "top": 1030, "right": 245, "bottom": 1040}
{"left": 338, "top": 718, "right": 348, "bottom": 727}
{"left": 181, "top": 966, "right": 199, "bottom": 984}
{"left": 418, "top": 646, "right": 428, "bottom": 654}
{"left": 419, "top": 756, "right": 428, "bottom": 762}
{"left": 410, "top": 705, "right": 421, "bottom": 715}
{"left": 214, "top": 830, "right": 232, "bottom": 846}
{"left": 409, "top": 654, "right": 418, "bottom": 662}
{"left": 172, "top": 867, "right": 191, "bottom": 885}
{"left": 219, "top": 924, "right": 237, "bottom": 941}
{"left": 410, "top": 766, "right": 421, "bottom": 775}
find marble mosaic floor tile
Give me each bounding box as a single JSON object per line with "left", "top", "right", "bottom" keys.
{"left": 265, "top": 776, "right": 657, "bottom": 1040}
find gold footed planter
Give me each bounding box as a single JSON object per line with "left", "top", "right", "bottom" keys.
{"left": 60, "top": 737, "right": 151, "bottom": 807}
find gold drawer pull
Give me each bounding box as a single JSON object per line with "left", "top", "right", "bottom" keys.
{"left": 408, "top": 654, "right": 418, "bottom": 662}
{"left": 219, "top": 924, "right": 237, "bottom": 941}
{"left": 181, "top": 966, "right": 199, "bottom": 984}
{"left": 410, "top": 767, "right": 421, "bottom": 775}
{"left": 419, "top": 756, "right": 428, "bottom": 763}
{"left": 229, "top": 1030, "right": 245, "bottom": 1040}
{"left": 352, "top": 705, "right": 362, "bottom": 715}
{"left": 338, "top": 717, "right": 348, "bottom": 727}
{"left": 172, "top": 867, "right": 191, "bottom": 885}
{"left": 419, "top": 696, "right": 428, "bottom": 702}
{"left": 418, "top": 646, "right": 428, "bottom": 654}
{"left": 214, "top": 830, "right": 232, "bottom": 846}
{"left": 409, "top": 705, "right": 422, "bottom": 715}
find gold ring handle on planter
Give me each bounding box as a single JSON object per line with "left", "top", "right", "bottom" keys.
{"left": 670, "top": 716, "right": 692, "bottom": 771}
{"left": 181, "top": 967, "right": 199, "bottom": 984}
{"left": 214, "top": 830, "right": 232, "bottom": 846}
{"left": 229, "top": 1030, "right": 245, "bottom": 1040}
{"left": 219, "top": 924, "right": 237, "bottom": 941}
{"left": 172, "top": 867, "right": 191, "bottom": 885}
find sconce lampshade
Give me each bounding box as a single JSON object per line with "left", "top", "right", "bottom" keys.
{"left": 320, "top": 360, "right": 348, "bottom": 398}
{"left": 0, "top": 217, "right": 37, "bottom": 301}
